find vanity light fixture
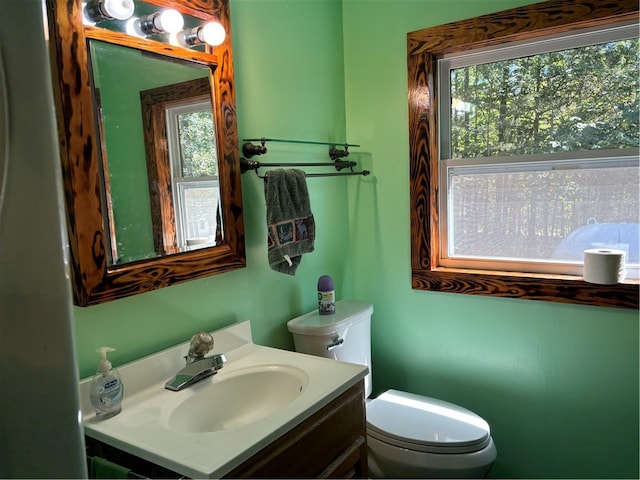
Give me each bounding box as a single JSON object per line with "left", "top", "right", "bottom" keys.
{"left": 176, "top": 21, "right": 226, "bottom": 47}
{"left": 83, "top": 0, "right": 135, "bottom": 24}
{"left": 133, "top": 9, "right": 185, "bottom": 36}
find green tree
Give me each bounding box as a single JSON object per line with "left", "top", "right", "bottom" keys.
{"left": 449, "top": 38, "right": 639, "bottom": 158}
{"left": 178, "top": 110, "right": 218, "bottom": 177}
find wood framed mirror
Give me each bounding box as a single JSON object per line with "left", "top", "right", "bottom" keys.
{"left": 45, "top": 0, "right": 245, "bottom": 306}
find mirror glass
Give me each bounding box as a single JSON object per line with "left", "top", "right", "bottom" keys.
{"left": 89, "top": 40, "right": 221, "bottom": 264}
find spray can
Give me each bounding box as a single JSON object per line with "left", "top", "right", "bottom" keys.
{"left": 317, "top": 275, "right": 335, "bottom": 315}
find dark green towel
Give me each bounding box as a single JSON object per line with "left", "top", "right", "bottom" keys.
{"left": 90, "top": 456, "right": 132, "bottom": 479}
{"left": 265, "top": 169, "right": 315, "bottom": 274}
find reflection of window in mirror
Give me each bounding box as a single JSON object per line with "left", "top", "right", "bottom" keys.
{"left": 166, "top": 100, "right": 222, "bottom": 251}
{"left": 140, "top": 76, "right": 221, "bottom": 257}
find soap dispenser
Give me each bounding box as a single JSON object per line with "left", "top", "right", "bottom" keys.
{"left": 89, "top": 347, "right": 124, "bottom": 419}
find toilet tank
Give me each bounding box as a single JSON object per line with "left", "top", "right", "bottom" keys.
{"left": 287, "top": 299, "right": 373, "bottom": 397}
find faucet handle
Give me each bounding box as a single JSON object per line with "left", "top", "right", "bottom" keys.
{"left": 188, "top": 332, "right": 214, "bottom": 358}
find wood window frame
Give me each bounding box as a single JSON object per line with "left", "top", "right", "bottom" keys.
{"left": 407, "top": 0, "right": 639, "bottom": 309}
{"left": 140, "top": 77, "right": 220, "bottom": 256}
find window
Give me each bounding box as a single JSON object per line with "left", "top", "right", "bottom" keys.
{"left": 140, "top": 76, "right": 223, "bottom": 256}
{"left": 407, "top": 0, "right": 639, "bottom": 308}
{"left": 166, "top": 100, "right": 221, "bottom": 250}
{"left": 439, "top": 24, "right": 639, "bottom": 278}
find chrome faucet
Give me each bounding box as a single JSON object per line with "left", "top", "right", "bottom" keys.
{"left": 165, "top": 332, "right": 227, "bottom": 391}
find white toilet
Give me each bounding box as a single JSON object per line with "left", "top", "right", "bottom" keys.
{"left": 287, "top": 299, "right": 497, "bottom": 479}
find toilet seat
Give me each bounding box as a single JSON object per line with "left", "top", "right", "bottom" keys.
{"left": 366, "top": 389, "right": 491, "bottom": 455}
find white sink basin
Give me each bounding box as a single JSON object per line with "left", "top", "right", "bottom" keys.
{"left": 78, "top": 320, "right": 368, "bottom": 478}
{"left": 168, "top": 364, "right": 308, "bottom": 433}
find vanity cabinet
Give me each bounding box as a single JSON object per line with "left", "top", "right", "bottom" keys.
{"left": 225, "top": 381, "right": 368, "bottom": 479}
{"left": 85, "top": 381, "right": 368, "bottom": 479}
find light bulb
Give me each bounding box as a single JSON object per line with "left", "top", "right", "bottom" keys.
{"left": 199, "top": 22, "right": 226, "bottom": 46}
{"left": 84, "top": 0, "right": 135, "bottom": 23}
{"left": 155, "top": 9, "right": 184, "bottom": 34}
{"left": 168, "top": 32, "right": 180, "bottom": 46}
{"left": 103, "top": 0, "right": 135, "bottom": 20}
{"left": 134, "top": 9, "right": 184, "bottom": 36}
{"left": 125, "top": 17, "right": 140, "bottom": 36}
{"left": 177, "top": 21, "right": 226, "bottom": 48}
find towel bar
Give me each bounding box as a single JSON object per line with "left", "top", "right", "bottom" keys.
{"left": 242, "top": 137, "right": 360, "bottom": 160}
{"left": 240, "top": 158, "right": 370, "bottom": 178}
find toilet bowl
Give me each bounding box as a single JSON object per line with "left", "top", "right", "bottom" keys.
{"left": 287, "top": 299, "right": 497, "bottom": 479}
{"left": 367, "top": 389, "right": 496, "bottom": 478}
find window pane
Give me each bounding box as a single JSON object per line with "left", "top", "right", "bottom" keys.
{"left": 177, "top": 110, "right": 218, "bottom": 177}
{"left": 448, "top": 164, "right": 639, "bottom": 265}
{"left": 449, "top": 39, "right": 639, "bottom": 158}
{"left": 178, "top": 182, "right": 219, "bottom": 244}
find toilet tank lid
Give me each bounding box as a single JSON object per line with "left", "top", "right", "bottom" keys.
{"left": 287, "top": 299, "right": 373, "bottom": 335}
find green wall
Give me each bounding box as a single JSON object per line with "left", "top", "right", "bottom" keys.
{"left": 341, "top": 0, "right": 639, "bottom": 478}
{"left": 72, "top": 0, "right": 639, "bottom": 478}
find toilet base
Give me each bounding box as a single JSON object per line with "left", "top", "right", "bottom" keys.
{"left": 367, "top": 434, "right": 496, "bottom": 479}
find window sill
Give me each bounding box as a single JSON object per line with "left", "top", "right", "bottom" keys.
{"left": 411, "top": 267, "right": 639, "bottom": 309}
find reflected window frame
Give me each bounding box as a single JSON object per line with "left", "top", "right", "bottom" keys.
{"left": 140, "top": 77, "right": 220, "bottom": 256}
{"left": 166, "top": 98, "right": 221, "bottom": 250}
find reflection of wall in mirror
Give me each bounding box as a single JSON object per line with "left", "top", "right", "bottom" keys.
{"left": 90, "top": 41, "right": 209, "bottom": 263}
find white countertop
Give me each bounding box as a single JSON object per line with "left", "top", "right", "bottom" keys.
{"left": 79, "top": 320, "right": 368, "bottom": 478}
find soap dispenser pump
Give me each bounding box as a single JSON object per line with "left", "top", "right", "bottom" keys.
{"left": 89, "top": 347, "right": 124, "bottom": 419}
